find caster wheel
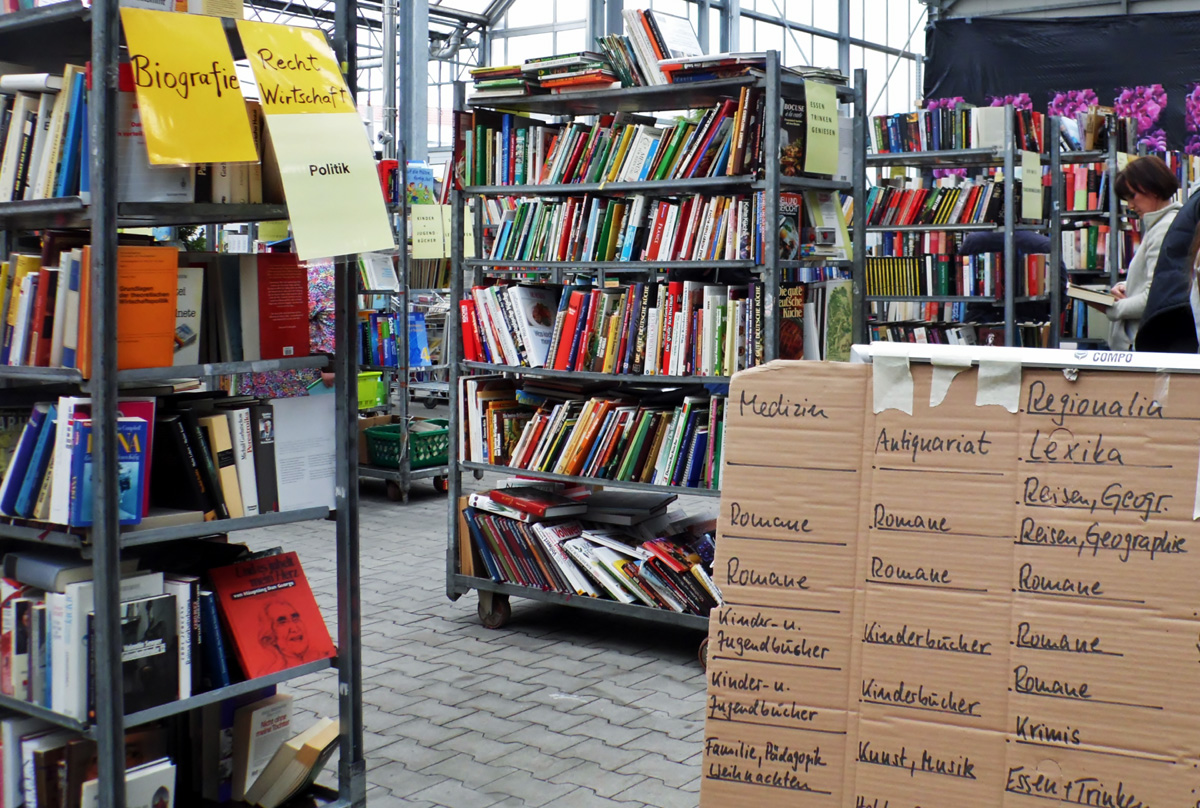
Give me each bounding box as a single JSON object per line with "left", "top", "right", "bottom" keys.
{"left": 385, "top": 481, "right": 403, "bottom": 502}
{"left": 424, "top": 397, "right": 438, "bottom": 409}
{"left": 433, "top": 476, "right": 449, "bottom": 494}
{"left": 698, "top": 637, "right": 709, "bottom": 671}
{"left": 477, "top": 593, "right": 511, "bottom": 629}
{"left": 473, "top": 470, "right": 485, "bottom": 480}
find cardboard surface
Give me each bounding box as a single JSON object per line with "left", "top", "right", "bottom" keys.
{"left": 701, "top": 353, "right": 1200, "bottom": 807}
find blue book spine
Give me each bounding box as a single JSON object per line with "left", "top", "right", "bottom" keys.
{"left": 114, "top": 419, "right": 147, "bottom": 526}
{"left": 367, "top": 313, "right": 379, "bottom": 365}
{"left": 60, "top": 256, "right": 80, "bottom": 369}
{"left": 686, "top": 430, "right": 709, "bottom": 488}
{"left": 636, "top": 139, "right": 661, "bottom": 182}
{"left": 930, "top": 110, "right": 941, "bottom": 151}
{"left": 463, "top": 508, "right": 503, "bottom": 582}
{"left": 55, "top": 73, "right": 86, "bottom": 198}
{"left": 14, "top": 404, "right": 55, "bottom": 518}
{"left": 79, "top": 95, "right": 90, "bottom": 199}
{"left": 0, "top": 404, "right": 47, "bottom": 516}
{"left": 198, "top": 591, "right": 232, "bottom": 689}
{"left": 709, "top": 135, "right": 732, "bottom": 178}
{"left": 501, "top": 114, "right": 511, "bottom": 185}
{"left": 67, "top": 419, "right": 92, "bottom": 526}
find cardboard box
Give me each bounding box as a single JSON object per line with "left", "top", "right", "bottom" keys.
{"left": 701, "top": 347, "right": 1200, "bottom": 807}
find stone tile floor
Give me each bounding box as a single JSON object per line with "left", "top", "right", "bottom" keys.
{"left": 241, "top": 464, "right": 713, "bottom": 807}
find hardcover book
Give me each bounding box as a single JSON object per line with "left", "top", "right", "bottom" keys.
{"left": 85, "top": 593, "right": 178, "bottom": 721}
{"left": 67, "top": 417, "right": 148, "bottom": 527}
{"left": 487, "top": 486, "right": 587, "bottom": 518}
{"left": 778, "top": 282, "right": 807, "bottom": 360}
{"left": 206, "top": 551, "right": 335, "bottom": 679}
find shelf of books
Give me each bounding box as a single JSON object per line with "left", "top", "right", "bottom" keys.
{"left": 445, "top": 38, "right": 865, "bottom": 642}
{"left": 864, "top": 102, "right": 1065, "bottom": 347}
{"left": 0, "top": 5, "right": 365, "bottom": 807}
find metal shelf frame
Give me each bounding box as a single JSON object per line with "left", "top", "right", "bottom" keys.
{"left": 0, "top": 3, "right": 367, "bottom": 806}
{"left": 445, "top": 57, "right": 868, "bottom": 631}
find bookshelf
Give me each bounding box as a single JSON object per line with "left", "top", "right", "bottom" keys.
{"left": 444, "top": 53, "right": 866, "bottom": 638}
{"left": 0, "top": 4, "right": 365, "bottom": 807}
{"left": 863, "top": 107, "right": 1060, "bottom": 347}
{"left": 358, "top": 162, "right": 451, "bottom": 502}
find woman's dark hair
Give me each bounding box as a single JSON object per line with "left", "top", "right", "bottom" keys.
{"left": 1114, "top": 155, "right": 1179, "bottom": 202}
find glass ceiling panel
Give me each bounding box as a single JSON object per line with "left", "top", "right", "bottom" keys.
{"left": 431, "top": 0, "right": 495, "bottom": 14}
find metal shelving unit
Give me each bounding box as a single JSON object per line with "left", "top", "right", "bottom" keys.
{"left": 0, "top": 3, "right": 365, "bottom": 805}
{"left": 863, "top": 108, "right": 1059, "bottom": 347}
{"left": 445, "top": 54, "right": 867, "bottom": 633}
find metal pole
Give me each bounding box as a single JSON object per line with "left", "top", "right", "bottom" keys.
{"left": 398, "top": 156, "right": 411, "bottom": 501}
{"left": 762, "top": 51, "right": 780, "bottom": 362}
{"left": 1049, "top": 116, "right": 1061, "bottom": 349}
{"left": 333, "top": 0, "right": 365, "bottom": 804}
{"left": 852, "top": 68, "right": 867, "bottom": 345}
{"left": 1108, "top": 121, "right": 1119, "bottom": 286}
{"left": 90, "top": 0, "right": 124, "bottom": 804}
{"left": 382, "top": 0, "right": 397, "bottom": 160}
{"left": 446, "top": 80, "right": 466, "bottom": 601}
{"left": 1003, "top": 105, "right": 1015, "bottom": 347}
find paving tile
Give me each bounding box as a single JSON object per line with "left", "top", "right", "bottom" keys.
{"left": 406, "top": 779, "right": 504, "bottom": 808}
{"left": 616, "top": 751, "right": 700, "bottom": 789}
{"left": 613, "top": 775, "right": 700, "bottom": 808}
{"left": 550, "top": 760, "right": 648, "bottom": 798}
{"left": 482, "top": 769, "right": 578, "bottom": 807}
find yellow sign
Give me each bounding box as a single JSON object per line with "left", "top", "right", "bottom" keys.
{"left": 412, "top": 206, "right": 444, "bottom": 259}
{"left": 119, "top": 8, "right": 258, "bottom": 165}
{"left": 235, "top": 20, "right": 356, "bottom": 115}
{"left": 1020, "top": 150, "right": 1042, "bottom": 221}
{"left": 803, "top": 81, "right": 839, "bottom": 176}
{"left": 257, "top": 220, "right": 290, "bottom": 241}
{"left": 439, "top": 206, "right": 476, "bottom": 259}
{"left": 262, "top": 113, "right": 395, "bottom": 259}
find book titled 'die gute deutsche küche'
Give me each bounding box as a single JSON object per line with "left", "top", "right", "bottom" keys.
{"left": 206, "top": 552, "right": 334, "bottom": 679}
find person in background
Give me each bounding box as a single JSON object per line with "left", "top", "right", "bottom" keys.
{"left": 1105, "top": 156, "right": 1180, "bottom": 351}
{"left": 1136, "top": 182, "right": 1200, "bottom": 353}
{"left": 959, "top": 230, "right": 1066, "bottom": 326}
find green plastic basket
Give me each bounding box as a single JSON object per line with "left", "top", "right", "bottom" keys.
{"left": 364, "top": 419, "right": 449, "bottom": 470}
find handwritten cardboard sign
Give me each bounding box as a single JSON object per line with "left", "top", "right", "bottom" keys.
{"left": 119, "top": 8, "right": 258, "bottom": 165}
{"left": 701, "top": 357, "right": 1200, "bottom": 807}
{"left": 235, "top": 19, "right": 393, "bottom": 260}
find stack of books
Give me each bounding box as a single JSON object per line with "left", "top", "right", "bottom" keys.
{"left": 467, "top": 65, "right": 539, "bottom": 102}
{"left": 594, "top": 8, "right": 704, "bottom": 88}
{"left": 871, "top": 106, "right": 1045, "bottom": 154}
{"left": 460, "top": 482, "right": 721, "bottom": 615}
{"left": 521, "top": 52, "right": 618, "bottom": 94}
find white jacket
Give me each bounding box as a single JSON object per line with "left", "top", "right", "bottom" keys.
{"left": 1108, "top": 200, "right": 1181, "bottom": 351}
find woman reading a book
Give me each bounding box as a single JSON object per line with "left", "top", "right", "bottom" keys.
{"left": 1105, "top": 156, "right": 1180, "bottom": 351}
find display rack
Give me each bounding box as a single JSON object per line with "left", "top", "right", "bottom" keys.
{"left": 0, "top": 2, "right": 365, "bottom": 805}
{"left": 1047, "top": 116, "right": 1125, "bottom": 347}
{"left": 359, "top": 162, "right": 451, "bottom": 502}
{"left": 443, "top": 54, "right": 867, "bottom": 638}
{"left": 863, "top": 106, "right": 1059, "bottom": 347}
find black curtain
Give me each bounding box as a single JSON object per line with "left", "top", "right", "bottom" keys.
{"left": 924, "top": 11, "right": 1200, "bottom": 152}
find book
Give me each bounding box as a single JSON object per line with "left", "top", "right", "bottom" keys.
{"left": 198, "top": 589, "right": 234, "bottom": 690}
{"left": 113, "top": 246, "right": 179, "bottom": 372}
{"left": 232, "top": 692, "right": 294, "bottom": 802}
{"left": 151, "top": 412, "right": 216, "bottom": 520}
{"left": 1066, "top": 282, "right": 1115, "bottom": 307}
{"left": 248, "top": 402, "right": 278, "bottom": 513}
{"left": 778, "top": 282, "right": 807, "bottom": 360}
{"left": 12, "top": 403, "right": 53, "bottom": 518}
{"left": 198, "top": 413, "right": 245, "bottom": 519}
{"left": 67, "top": 416, "right": 149, "bottom": 527}
{"left": 206, "top": 551, "right": 335, "bottom": 678}
{"left": 61, "top": 727, "right": 170, "bottom": 808}
{"left": 173, "top": 262, "right": 204, "bottom": 366}
{"left": 2, "top": 549, "right": 138, "bottom": 592}
{"left": 79, "top": 758, "right": 176, "bottom": 808}
{"left": 253, "top": 253, "right": 310, "bottom": 361}
{"left": 583, "top": 490, "right": 677, "bottom": 525}
{"left": 0, "top": 402, "right": 49, "bottom": 517}
{"left": 84, "top": 593, "right": 178, "bottom": 721}
{"left": 487, "top": 486, "right": 588, "bottom": 518}
{"left": 163, "top": 575, "right": 197, "bottom": 700}
{"left": 245, "top": 716, "right": 338, "bottom": 808}
{"left": 1, "top": 715, "right": 49, "bottom": 807}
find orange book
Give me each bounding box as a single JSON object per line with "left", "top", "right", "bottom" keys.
{"left": 78, "top": 245, "right": 178, "bottom": 376}
{"left": 206, "top": 551, "right": 336, "bottom": 679}
{"left": 639, "top": 11, "right": 666, "bottom": 61}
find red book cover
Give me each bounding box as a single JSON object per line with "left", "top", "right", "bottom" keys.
{"left": 557, "top": 199, "right": 576, "bottom": 261}
{"left": 27, "top": 266, "right": 53, "bottom": 366}
{"left": 256, "top": 254, "right": 310, "bottom": 361}
{"left": 206, "top": 551, "right": 335, "bottom": 679}
{"left": 487, "top": 486, "right": 586, "bottom": 518}
{"left": 552, "top": 291, "right": 585, "bottom": 370}
{"left": 661, "top": 281, "right": 682, "bottom": 375}
{"left": 459, "top": 299, "right": 481, "bottom": 362}
{"left": 645, "top": 202, "right": 668, "bottom": 261}
{"left": 573, "top": 289, "right": 601, "bottom": 371}
{"left": 537, "top": 133, "right": 561, "bottom": 184}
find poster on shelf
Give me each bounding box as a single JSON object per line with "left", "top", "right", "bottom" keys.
{"left": 118, "top": 8, "right": 259, "bottom": 165}
{"left": 235, "top": 20, "right": 395, "bottom": 260}
{"left": 803, "top": 81, "right": 839, "bottom": 176}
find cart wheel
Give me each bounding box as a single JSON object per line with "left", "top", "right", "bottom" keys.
{"left": 477, "top": 592, "right": 511, "bottom": 629}
{"left": 424, "top": 397, "right": 438, "bottom": 409}
{"left": 433, "top": 476, "right": 449, "bottom": 494}
{"left": 385, "top": 481, "right": 403, "bottom": 502}
{"left": 697, "top": 637, "right": 709, "bottom": 671}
